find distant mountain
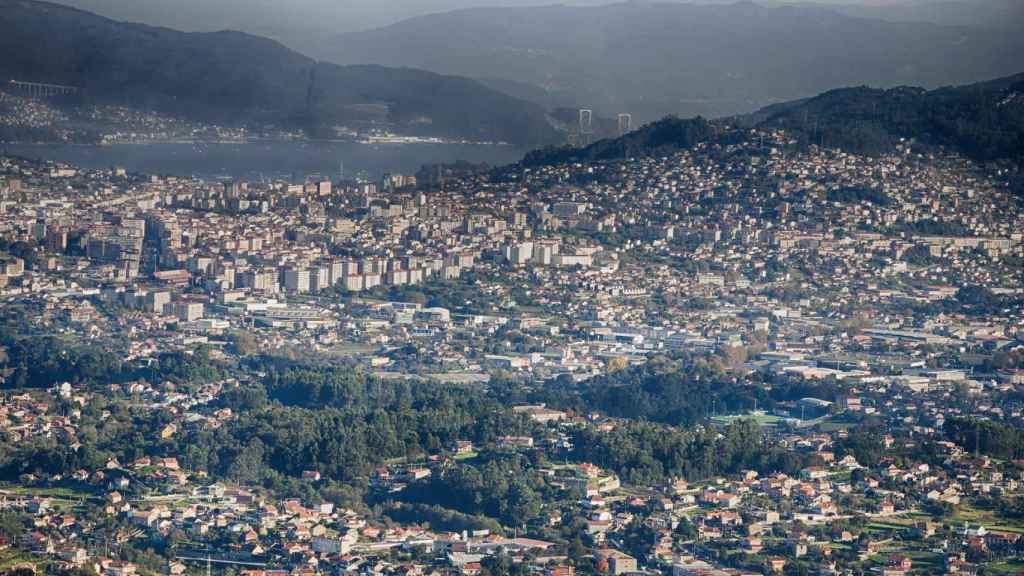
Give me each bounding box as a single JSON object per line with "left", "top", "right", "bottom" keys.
{"left": 46, "top": 0, "right": 1024, "bottom": 59}
{"left": 753, "top": 72, "right": 1024, "bottom": 161}
{"left": 818, "top": 0, "right": 1024, "bottom": 30}
{"left": 0, "top": 0, "right": 559, "bottom": 147}
{"left": 475, "top": 77, "right": 557, "bottom": 110}
{"left": 324, "top": 1, "right": 1024, "bottom": 123}
{"left": 520, "top": 72, "right": 1024, "bottom": 167}
{"left": 46, "top": 0, "right": 626, "bottom": 48}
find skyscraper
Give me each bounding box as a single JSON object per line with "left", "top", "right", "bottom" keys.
{"left": 617, "top": 114, "right": 632, "bottom": 136}
{"left": 579, "top": 109, "right": 594, "bottom": 135}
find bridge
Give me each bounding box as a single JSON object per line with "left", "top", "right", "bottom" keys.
{"left": 7, "top": 79, "right": 80, "bottom": 98}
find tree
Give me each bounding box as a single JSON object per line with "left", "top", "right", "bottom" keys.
{"left": 481, "top": 552, "right": 528, "bottom": 576}
{"left": 945, "top": 417, "right": 1024, "bottom": 460}
{"left": 568, "top": 535, "right": 587, "bottom": 564}
{"left": 836, "top": 429, "right": 885, "bottom": 468}
{"left": 606, "top": 357, "right": 630, "bottom": 373}
{"left": 230, "top": 331, "right": 258, "bottom": 356}
{"left": 230, "top": 438, "right": 266, "bottom": 484}
{"left": 4, "top": 240, "right": 38, "bottom": 270}
{"left": 675, "top": 516, "right": 697, "bottom": 539}
{"left": 956, "top": 285, "right": 999, "bottom": 308}
{"left": 0, "top": 511, "right": 25, "bottom": 540}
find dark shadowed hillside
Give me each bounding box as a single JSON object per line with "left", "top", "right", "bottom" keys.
{"left": 521, "top": 73, "right": 1024, "bottom": 167}
{"left": 755, "top": 73, "right": 1024, "bottom": 161}
{"left": 521, "top": 116, "right": 718, "bottom": 167}
{"left": 0, "top": 0, "right": 559, "bottom": 147}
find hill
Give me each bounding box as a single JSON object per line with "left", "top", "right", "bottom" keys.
{"left": 324, "top": 1, "right": 1024, "bottom": 123}
{"left": 47, "top": 0, "right": 626, "bottom": 47}
{"left": 822, "top": 0, "right": 1024, "bottom": 30}
{"left": 520, "top": 116, "right": 718, "bottom": 167}
{"left": 0, "top": 0, "right": 559, "bottom": 147}
{"left": 754, "top": 73, "right": 1024, "bottom": 161}
{"left": 520, "top": 73, "right": 1024, "bottom": 167}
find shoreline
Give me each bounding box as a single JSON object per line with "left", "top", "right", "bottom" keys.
{"left": 0, "top": 139, "right": 525, "bottom": 180}
{"left": 1, "top": 136, "right": 517, "bottom": 147}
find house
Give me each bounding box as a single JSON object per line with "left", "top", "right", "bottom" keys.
{"left": 719, "top": 493, "right": 741, "bottom": 507}
{"left": 743, "top": 537, "right": 763, "bottom": 553}
{"left": 159, "top": 423, "right": 177, "bottom": 439}
{"left": 800, "top": 466, "right": 829, "bottom": 480}
{"left": 839, "top": 396, "right": 862, "bottom": 411}
{"left": 512, "top": 404, "right": 568, "bottom": 423}
{"left": 883, "top": 555, "right": 912, "bottom": 576}
{"left": 403, "top": 467, "right": 432, "bottom": 481}
{"left": 27, "top": 498, "right": 51, "bottom": 514}
{"left": 131, "top": 509, "right": 161, "bottom": 527}
{"left": 594, "top": 548, "right": 637, "bottom": 575}
{"left": 102, "top": 560, "right": 138, "bottom": 576}
{"left": 157, "top": 457, "right": 180, "bottom": 470}
{"left": 497, "top": 435, "right": 535, "bottom": 449}
{"left": 58, "top": 547, "right": 88, "bottom": 566}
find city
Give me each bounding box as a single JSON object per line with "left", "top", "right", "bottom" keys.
{"left": 0, "top": 120, "right": 1022, "bottom": 575}
{"left": 1, "top": 0, "right": 1024, "bottom": 574}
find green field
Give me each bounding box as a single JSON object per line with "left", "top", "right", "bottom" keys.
{"left": 0, "top": 485, "right": 104, "bottom": 517}
{"left": 816, "top": 417, "right": 858, "bottom": 432}
{"left": 987, "top": 560, "right": 1024, "bottom": 575}
{"left": 711, "top": 413, "right": 784, "bottom": 427}
{"left": 866, "top": 521, "right": 911, "bottom": 532}
{"left": 0, "top": 549, "right": 43, "bottom": 573}
{"left": 325, "top": 342, "right": 378, "bottom": 356}
{"left": 952, "top": 500, "right": 1024, "bottom": 535}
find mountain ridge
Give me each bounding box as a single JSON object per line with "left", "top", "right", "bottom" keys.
{"left": 517, "top": 72, "right": 1024, "bottom": 167}
{"left": 324, "top": 1, "right": 1024, "bottom": 123}
{"left": 754, "top": 72, "right": 1024, "bottom": 161}
{"left": 0, "top": 0, "right": 560, "bottom": 147}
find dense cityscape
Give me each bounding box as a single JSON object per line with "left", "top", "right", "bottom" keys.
{"left": 0, "top": 116, "right": 1022, "bottom": 576}
{"left": 1, "top": 0, "right": 1023, "bottom": 573}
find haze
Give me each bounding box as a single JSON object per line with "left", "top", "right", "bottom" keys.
{"left": 38, "top": 0, "right": 1023, "bottom": 124}
{"left": 48, "top": 0, "right": 995, "bottom": 47}
{"left": 50, "top": 0, "right": 627, "bottom": 39}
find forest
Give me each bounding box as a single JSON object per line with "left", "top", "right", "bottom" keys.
{"left": 0, "top": 350, "right": 839, "bottom": 529}
{"left": 532, "top": 358, "right": 843, "bottom": 427}
{"left": 570, "top": 419, "right": 814, "bottom": 486}
{"left": 757, "top": 74, "right": 1024, "bottom": 162}
{"left": 945, "top": 416, "right": 1024, "bottom": 460}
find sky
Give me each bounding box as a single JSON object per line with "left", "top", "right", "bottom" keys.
{"left": 47, "top": 0, "right": 988, "bottom": 59}
{"left": 52, "top": 0, "right": 620, "bottom": 35}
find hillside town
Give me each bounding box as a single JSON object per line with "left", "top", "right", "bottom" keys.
{"left": 0, "top": 126, "right": 1023, "bottom": 576}
{"left": 0, "top": 86, "right": 283, "bottom": 145}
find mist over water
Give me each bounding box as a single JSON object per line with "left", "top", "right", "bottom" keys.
{"left": 2, "top": 141, "right": 522, "bottom": 181}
